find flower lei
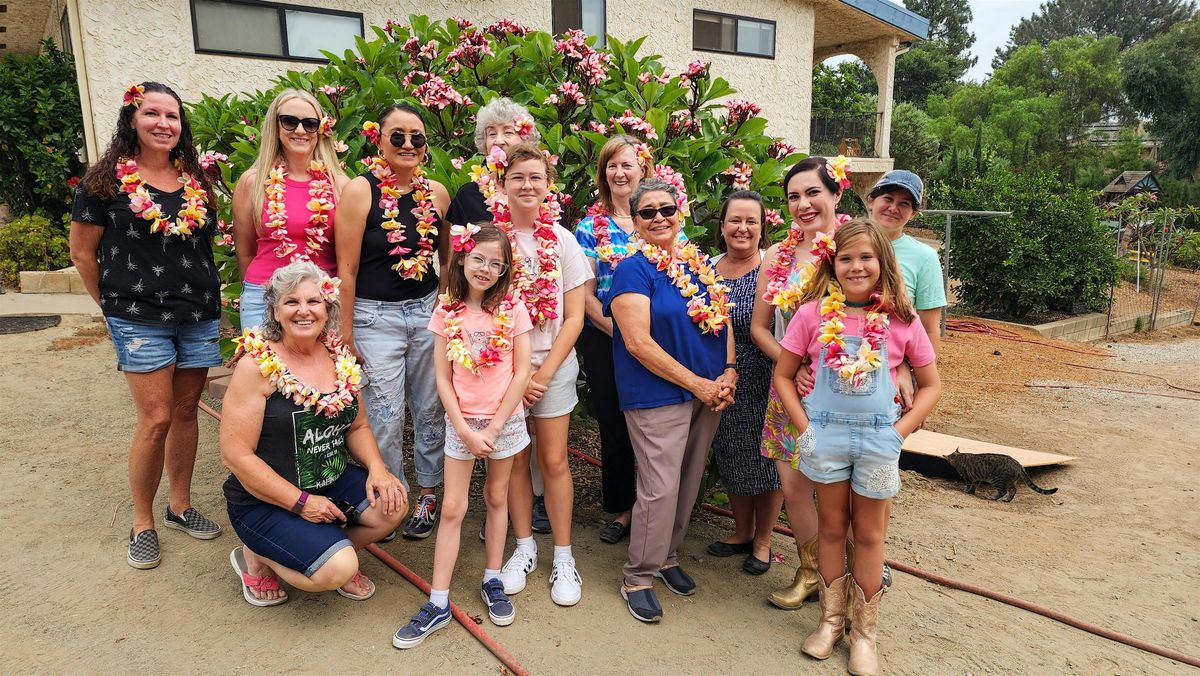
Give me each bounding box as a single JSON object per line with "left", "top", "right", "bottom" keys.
{"left": 115, "top": 158, "right": 207, "bottom": 239}
{"left": 585, "top": 203, "right": 629, "bottom": 266}
{"left": 762, "top": 215, "right": 851, "bottom": 313}
{"left": 633, "top": 237, "right": 731, "bottom": 335}
{"left": 263, "top": 160, "right": 335, "bottom": 262}
{"left": 364, "top": 156, "right": 439, "bottom": 280}
{"left": 234, "top": 328, "right": 363, "bottom": 418}
{"left": 492, "top": 191, "right": 563, "bottom": 327}
{"left": 818, "top": 281, "right": 888, "bottom": 388}
{"left": 439, "top": 292, "right": 518, "bottom": 374}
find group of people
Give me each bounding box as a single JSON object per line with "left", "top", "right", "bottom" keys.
{"left": 69, "top": 80, "right": 944, "bottom": 674}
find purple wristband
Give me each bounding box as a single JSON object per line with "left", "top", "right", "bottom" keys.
{"left": 291, "top": 490, "right": 309, "bottom": 514}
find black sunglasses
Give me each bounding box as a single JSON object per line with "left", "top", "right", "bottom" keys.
{"left": 389, "top": 131, "right": 427, "bottom": 149}
{"left": 278, "top": 114, "right": 320, "bottom": 133}
{"left": 636, "top": 204, "right": 679, "bottom": 220}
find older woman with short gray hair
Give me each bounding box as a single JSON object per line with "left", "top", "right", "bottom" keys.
{"left": 448, "top": 97, "right": 543, "bottom": 227}
{"left": 221, "top": 261, "right": 408, "bottom": 607}
{"left": 605, "top": 179, "right": 737, "bottom": 623}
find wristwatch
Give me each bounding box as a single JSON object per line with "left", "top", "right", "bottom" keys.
{"left": 291, "top": 490, "right": 310, "bottom": 514}
{"left": 724, "top": 362, "right": 738, "bottom": 372}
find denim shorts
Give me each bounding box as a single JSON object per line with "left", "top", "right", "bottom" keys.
{"left": 238, "top": 281, "right": 268, "bottom": 332}
{"left": 104, "top": 316, "right": 221, "bottom": 373}
{"left": 528, "top": 354, "right": 579, "bottom": 419}
{"left": 795, "top": 411, "right": 905, "bottom": 500}
{"left": 226, "top": 465, "right": 371, "bottom": 577}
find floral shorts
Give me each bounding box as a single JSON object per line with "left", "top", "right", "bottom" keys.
{"left": 443, "top": 411, "right": 531, "bottom": 461}
{"left": 760, "top": 390, "right": 813, "bottom": 471}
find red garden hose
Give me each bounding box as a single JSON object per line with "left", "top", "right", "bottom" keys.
{"left": 196, "top": 399, "right": 532, "bottom": 676}
{"left": 565, "top": 447, "right": 1200, "bottom": 669}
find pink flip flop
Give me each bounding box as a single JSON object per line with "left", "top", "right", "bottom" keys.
{"left": 336, "top": 570, "right": 376, "bottom": 601}
{"left": 230, "top": 546, "right": 288, "bottom": 607}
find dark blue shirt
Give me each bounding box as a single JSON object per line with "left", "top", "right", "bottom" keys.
{"left": 603, "top": 252, "right": 726, "bottom": 410}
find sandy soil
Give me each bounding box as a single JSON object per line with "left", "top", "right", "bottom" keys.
{"left": 1, "top": 317, "right": 1198, "bottom": 674}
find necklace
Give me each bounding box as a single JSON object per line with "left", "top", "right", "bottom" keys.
{"left": 762, "top": 223, "right": 816, "bottom": 313}
{"left": 492, "top": 193, "right": 563, "bottom": 328}
{"left": 439, "top": 293, "right": 517, "bottom": 374}
{"left": 116, "top": 157, "right": 207, "bottom": 238}
{"left": 263, "top": 161, "right": 335, "bottom": 262}
{"left": 235, "top": 329, "right": 363, "bottom": 417}
{"left": 586, "top": 204, "right": 630, "bottom": 266}
{"left": 365, "top": 156, "right": 439, "bottom": 280}
{"left": 633, "top": 237, "right": 731, "bottom": 335}
{"left": 818, "top": 281, "right": 888, "bottom": 387}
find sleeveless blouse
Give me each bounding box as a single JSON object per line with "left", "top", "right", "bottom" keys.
{"left": 355, "top": 172, "right": 443, "bottom": 301}
{"left": 245, "top": 175, "right": 338, "bottom": 284}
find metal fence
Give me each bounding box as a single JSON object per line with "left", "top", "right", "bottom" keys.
{"left": 810, "top": 112, "right": 881, "bottom": 158}
{"left": 1104, "top": 212, "right": 1200, "bottom": 336}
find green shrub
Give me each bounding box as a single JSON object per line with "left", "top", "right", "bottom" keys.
{"left": 0, "top": 39, "right": 85, "bottom": 220}
{"left": 929, "top": 166, "right": 1119, "bottom": 317}
{"left": 1170, "top": 230, "right": 1200, "bottom": 270}
{"left": 0, "top": 214, "right": 71, "bottom": 283}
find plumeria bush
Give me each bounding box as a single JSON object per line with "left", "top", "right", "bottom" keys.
{"left": 188, "top": 15, "right": 803, "bottom": 317}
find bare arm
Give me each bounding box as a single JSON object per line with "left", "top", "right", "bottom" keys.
{"left": 750, "top": 243, "right": 783, "bottom": 362}
{"left": 773, "top": 347, "right": 810, "bottom": 433}
{"left": 917, "top": 308, "right": 942, "bottom": 355}
{"left": 491, "top": 332, "right": 532, "bottom": 431}
{"left": 231, "top": 170, "right": 259, "bottom": 280}
{"left": 582, "top": 262, "right": 613, "bottom": 335}
{"left": 334, "top": 177, "right": 370, "bottom": 354}
{"left": 610, "top": 292, "right": 723, "bottom": 406}
{"left": 68, "top": 222, "right": 103, "bottom": 306}
{"left": 896, "top": 361, "right": 941, "bottom": 437}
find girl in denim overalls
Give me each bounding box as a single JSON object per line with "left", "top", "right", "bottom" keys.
{"left": 774, "top": 219, "right": 941, "bottom": 675}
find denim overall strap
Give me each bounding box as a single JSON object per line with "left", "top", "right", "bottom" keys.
{"left": 803, "top": 333, "right": 899, "bottom": 426}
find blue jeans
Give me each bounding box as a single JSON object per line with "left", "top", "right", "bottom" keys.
{"left": 352, "top": 291, "right": 445, "bottom": 490}
{"left": 104, "top": 316, "right": 221, "bottom": 373}
{"left": 239, "top": 281, "right": 267, "bottom": 332}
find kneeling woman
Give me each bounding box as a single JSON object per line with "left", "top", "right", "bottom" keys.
{"left": 221, "top": 261, "right": 409, "bottom": 606}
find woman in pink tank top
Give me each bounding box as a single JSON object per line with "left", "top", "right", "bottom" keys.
{"left": 232, "top": 89, "right": 350, "bottom": 330}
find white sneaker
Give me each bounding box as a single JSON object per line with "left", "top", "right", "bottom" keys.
{"left": 500, "top": 547, "right": 537, "bottom": 595}
{"left": 549, "top": 557, "right": 582, "bottom": 606}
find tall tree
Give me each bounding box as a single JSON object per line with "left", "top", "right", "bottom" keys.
{"left": 1121, "top": 14, "right": 1200, "bottom": 179}
{"left": 994, "top": 0, "right": 1195, "bottom": 68}
{"left": 894, "top": 0, "right": 976, "bottom": 103}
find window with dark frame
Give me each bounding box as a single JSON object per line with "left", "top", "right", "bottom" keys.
{"left": 552, "top": 0, "right": 607, "bottom": 46}
{"left": 190, "top": 0, "right": 363, "bottom": 63}
{"left": 59, "top": 8, "right": 72, "bottom": 56}
{"left": 693, "top": 9, "right": 775, "bottom": 58}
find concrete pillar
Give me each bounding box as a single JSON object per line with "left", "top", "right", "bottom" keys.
{"left": 853, "top": 37, "right": 899, "bottom": 160}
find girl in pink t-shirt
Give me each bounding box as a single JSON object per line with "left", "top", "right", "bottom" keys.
{"left": 773, "top": 219, "right": 941, "bottom": 673}
{"left": 394, "top": 224, "right": 531, "bottom": 647}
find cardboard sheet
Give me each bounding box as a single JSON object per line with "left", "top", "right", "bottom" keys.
{"left": 901, "top": 429, "right": 1076, "bottom": 467}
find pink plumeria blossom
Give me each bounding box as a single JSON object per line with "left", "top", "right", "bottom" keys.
{"left": 609, "top": 110, "right": 658, "bottom": 140}
{"left": 485, "top": 18, "right": 530, "bottom": 37}
{"left": 199, "top": 151, "right": 228, "bottom": 170}
{"left": 724, "top": 161, "right": 753, "bottom": 190}
{"left": 725, "top": 99, "right": 762, "bottom": 127}
{"left": 451, "top": 157, "right": 466, "bottom": 170}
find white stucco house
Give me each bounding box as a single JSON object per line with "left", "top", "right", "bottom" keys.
{"left": 9, "top": 0, "right": 927, "bottom": 191}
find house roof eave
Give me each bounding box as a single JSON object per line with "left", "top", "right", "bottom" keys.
{"left": 835, "top": 0, "right": 930, "bottom": 41}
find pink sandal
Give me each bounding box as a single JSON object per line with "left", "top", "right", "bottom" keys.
{"left": 230, "top": 546, "right": 288, "bottom": 607}
{"left": 336, "top": 570, "right": 376, "bottom": 601}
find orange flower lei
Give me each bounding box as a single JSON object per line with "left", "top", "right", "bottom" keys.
{"left": 115, "top": 157, "right": 207, "bottom": 238}
{"left": 762, "top": 215, "right": 850, "bottom": 313}
{"left": 364, "top": 156, "right": 439, "bottom": 279}
{"left": 439, "top": 292, "right": 518, "bottom": 374}
{"left": 233, "top": 328, "right": 363, "bottom": 417}
{"left": 263, "top": 160, "right": 335, "bottom": 262}
{"left": 633, "top": 237, "right": 731, "bottom": 335}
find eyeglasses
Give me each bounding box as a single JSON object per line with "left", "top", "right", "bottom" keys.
{"left": 389, "top": 131, "right": 427, "bottom": 149}
{"left": 465, "top": 253, "right": 509, "bottom": 276}
{"left": 636, "top": 205, "right": 679, "bottom": 220}
{"left": 505, "top": 174, "right": 547, "bottom": 186}
{"left": 278, "top": 114, "right": 320, "bottom": 133}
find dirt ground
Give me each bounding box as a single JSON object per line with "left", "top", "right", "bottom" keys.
{"left": 1, "top": 316, "right": 1198, "bottom": 674}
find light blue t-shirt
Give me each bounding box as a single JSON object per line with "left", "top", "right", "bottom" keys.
{"left": 891, "top": 234, "right": 947, "bottom": 311}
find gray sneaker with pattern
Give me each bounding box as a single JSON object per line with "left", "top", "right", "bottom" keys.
{"left": 128, "top": 529, "right": 161, "bottom": 569}
{"left": 164, "top": 506, "right": 223, "bottom": 540}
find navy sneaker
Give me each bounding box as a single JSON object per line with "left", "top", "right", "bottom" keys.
{"left": 392, "top": 602, "right": 452, "bottom": 649}
{"left": 402, "top": 494, "right": 438, "bottom": 539}
{"left": 621, "top": 586, "right": 663, "bottom": 623}
{"left": 531, "top": 494, "right": 551, "bottom": 534}
{"left": 655, "top": 565, "right": 696, "bottom": 596}
{"left": 481, "top": 578, "right": 515, "bottom": 626}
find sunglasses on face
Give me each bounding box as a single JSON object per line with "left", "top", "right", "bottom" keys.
{"left": 389, "top": 131, "right": 427, "bottom": 149}
{"left": 278, "top": 114, "right": 320, "bottom": 133}
{"left": 636, "top": 204, "right": 679, "bottom": 220}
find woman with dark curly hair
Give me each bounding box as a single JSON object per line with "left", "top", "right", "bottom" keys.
{"left": 69, "top": 81, "right": 224, "bottom": 570}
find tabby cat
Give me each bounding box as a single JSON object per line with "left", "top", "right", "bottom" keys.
{"left": 946, "top": 450, "right": 1059, "bottom": 502}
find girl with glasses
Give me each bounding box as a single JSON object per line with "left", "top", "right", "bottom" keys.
{"left": 232, "top": 89, "right": 349, "bottom": 331}
{"left": 334, "top": 102, "right": 452, "bottom": 539}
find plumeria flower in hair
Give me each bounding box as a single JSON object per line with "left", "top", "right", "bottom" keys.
{"left": 513, "top": 114, "right": 535, "bottom": 139}
{"left": 360, "top": 121, "right": 381, "bottom": 144}
{"left": 318, "top": 275, "right": 341, "bottom": 303}
{"left": 633, "top": 142, "right": 653, "bottom": 167}
{"left": 450, "top": 223, "right": 481, "bottom": 252}
{"left": 318, "top": 116, "right": 336, "bottom": 137}
{"left": 123, "top": 83, "right": 145, "bottom": 108}
{"left": 811, "top": 231, "right": 836, "bottom": 264}
{"left": 826, "top": 155, "right": 852, "bottom": 190}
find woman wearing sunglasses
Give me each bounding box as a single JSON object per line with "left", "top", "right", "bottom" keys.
{"left": 334, "top": 102, "right": 452, "bottom": 540}
{"left": 232, "top": 89, "right": 349, "bottom": 330}
{"left": 605, "top": 179, "right": 736, "bottom": 623}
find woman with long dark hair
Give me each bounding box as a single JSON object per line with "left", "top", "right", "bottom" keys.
{"left": 69, "top": 82, "right": 224, "bottom": 569}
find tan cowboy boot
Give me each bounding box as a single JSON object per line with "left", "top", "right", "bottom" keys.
{"left": 848, "top": 578, "right": 884, "bottom": 676}
{"left": 800, "top": 573, "right": 850, "bottom": 659}
{"left": 769, "top": 535, "right": 821, "bottom": 609}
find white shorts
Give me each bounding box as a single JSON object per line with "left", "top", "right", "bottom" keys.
{"left": 528, "top": 353, "right": 580, "bottom": 419}
{"left": 444, "top": 412, "right": 531, "bottom": 461}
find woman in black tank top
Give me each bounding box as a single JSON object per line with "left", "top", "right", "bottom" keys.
{"left": 333, "top": 103, "right": 452, "bottom": 538}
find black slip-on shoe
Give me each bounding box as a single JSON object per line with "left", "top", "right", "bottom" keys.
{"left": 620, "top": 586, "right": 663, "bottom": 623}
{"left": 655, "top": 565, "right": 696, "bottom": 596}
{"left": 705, "top": 540, "right": 753, "bottom": 557}
{"left": 742, "top": 551, "right": 771, "bottom": 576}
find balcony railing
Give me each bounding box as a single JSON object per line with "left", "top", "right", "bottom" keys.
{"left": 810, "top": 111, "right": 881, "bottom": 158}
